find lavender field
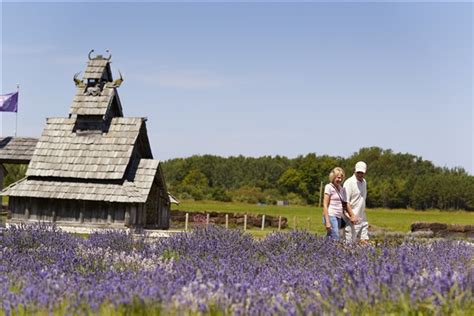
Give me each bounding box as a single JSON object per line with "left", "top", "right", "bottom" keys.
{"left": 0, "top": 224, "right": 472, "bottom": 315}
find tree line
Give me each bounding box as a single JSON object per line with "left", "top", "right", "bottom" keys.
{"left": 161, "top": 147, "right": 474, "bottom": 211}
{"left": 2, "top": 146, "right": 472, "bottom": 210}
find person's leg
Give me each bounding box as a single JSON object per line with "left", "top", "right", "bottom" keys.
{"left": 354, "top": 222, "right": 362, "bottom": 240}
{"left": 344, "top": 224, "right": 356, "bottom": 243}
{"left": 359, "top": 221, "right": 369, "bottom": 243}
{"left": 323, "top": 216, "right": 340, "bottom": 239}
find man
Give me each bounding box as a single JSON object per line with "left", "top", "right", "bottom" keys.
{"left": 343, "top": 161, "right": 369, "bottom": 244}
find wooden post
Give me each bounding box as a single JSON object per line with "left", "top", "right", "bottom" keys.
{"left": 261, "top": 214, "right": 265, "bottom": 230}
{"left": 185, "top": 213, "right": 189, "bottom": 231}
{"left": 25, "top": 207, "right": 30, "bottom": 220}
{"left": 206, "top": 213, "right": 210, "bottom": 227}
{"left": 158, "top": 195, "right": 163, "bottom": 227}
{"left": 140, "top": 204, "right": 146, "bottom": 227}
{"left": 0, "top": 164, "right": 4, "bottom": 192}
{"left": 319, "top": 181, "right": 323, "bottom": 207}
{"left": 124, "top": 208, "right": 130, "bottom": 226}
{"left": 131, "top": 205, "right": 137, "bottom": 226}
{"left": 244, "top": 214, "right": 247, "bottom": 231}
{"left": 107, "top": 206, "right": 113, "bottom": 224}
{"left": 225, "top": 214, "right": 229, "bottom": 229}
{"left": 80, "top": 201, "right": 85, "bottom": 224}
{"left": 278, "top": 216, "right": 282, "bottom": 231}
{"left": 139, "top": 205, "right": 143, "bottom": 226}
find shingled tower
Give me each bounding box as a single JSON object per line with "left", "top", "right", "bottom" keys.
{"left": 2, "top": 51, "right": 170, "bottom": 229}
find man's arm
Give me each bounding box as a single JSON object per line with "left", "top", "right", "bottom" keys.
{"left": 343, "top": 178, "right": 354, "bottom": 204}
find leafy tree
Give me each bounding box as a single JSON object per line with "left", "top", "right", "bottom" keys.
{"left": 180, "top": 169, "right": 210, "bottom": 200}
{"left": 3, "top": 164, "right": 28, "bottom": 187}
{"left": 278, "top": 168, "right": 304, "bottom": 194}
{"left": 161, "top": 149, "right": 473, "bottom": 210}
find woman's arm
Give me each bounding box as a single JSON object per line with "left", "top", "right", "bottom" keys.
{"left": 323, "top": 193, "right": 332, "bottom": 232}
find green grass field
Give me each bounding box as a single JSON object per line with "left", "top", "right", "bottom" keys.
{"left": 173, "top": 200, "right": 474, "bottom": 236}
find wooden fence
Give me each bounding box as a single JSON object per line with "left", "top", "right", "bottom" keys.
{"left": 171, "top": 210, "right": 310, "bottom": 231}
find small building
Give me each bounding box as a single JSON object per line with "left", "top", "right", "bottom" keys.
{"left": 2, "top": 51, "right": 170, "bottom": 229}
{"left": 0, "top": 137, "right": 38, "bottom": 190}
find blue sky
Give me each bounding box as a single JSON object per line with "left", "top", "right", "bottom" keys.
{"left": 1, "top": 2, "right": 472, "bottom": 174}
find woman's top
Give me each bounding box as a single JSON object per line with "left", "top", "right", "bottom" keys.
{"left": 324, "top": 183, "right": 347, "bottom": 218}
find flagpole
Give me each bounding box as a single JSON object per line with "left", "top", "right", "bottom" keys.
{"left": 15, "top": 83, "right": 19, "bottom": 137}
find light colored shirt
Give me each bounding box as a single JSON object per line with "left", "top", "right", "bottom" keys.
{"left": 324, "top": 183, "right": 347, "bottom": 218}
{"left": 343, "top": 175, "right": 367, "bottom": 220}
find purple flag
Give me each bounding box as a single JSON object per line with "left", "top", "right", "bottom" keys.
{"left": 0, "top": 92, "right": 18, "bottom": 112}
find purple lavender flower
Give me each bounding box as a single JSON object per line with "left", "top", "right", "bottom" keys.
{"left": 0, "top": 224, "right": 472, "bottom": 314}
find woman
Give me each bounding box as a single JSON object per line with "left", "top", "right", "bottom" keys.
{"left": 323, "top": 167, "right": 358, "bottom": 240}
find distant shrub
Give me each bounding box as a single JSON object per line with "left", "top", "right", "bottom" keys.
{"left": 285, "top": 192, "right": 307, "bottom": 206}
{"left": 230, "top": 186, "right": 266, "bottom": 204}
{"left": 211, "top": 188, "right": 232, "bottom": 202}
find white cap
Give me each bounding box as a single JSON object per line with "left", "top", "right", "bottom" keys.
{"left": 355, "top": 161, "right": 367, "bottom": 173}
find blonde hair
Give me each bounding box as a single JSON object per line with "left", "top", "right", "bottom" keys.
{"left": 328, "top": 167, "right": 345, "bottom": 183}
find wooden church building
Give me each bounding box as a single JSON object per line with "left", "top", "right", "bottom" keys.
{"left": 2, "top": 51, "right": 171, "bottom": 229}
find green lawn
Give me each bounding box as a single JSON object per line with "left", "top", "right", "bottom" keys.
{"left": 173, "top": 200, "right": 474, "bottom": 235}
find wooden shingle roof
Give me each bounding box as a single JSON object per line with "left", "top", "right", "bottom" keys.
{"left": 84, "top": 59, "right": 109, "bottom": 80}
{"left": 3, "top": 159, "right": 160, "bottom": 203}
{"left": 125, "top": 159, "right": 160, "bottom": 199}
{"left": 26, "top": 117, "right": 148, "bottom": 180}
{"left": 69, "top": 87, "right": 115, "bottom": 116}
{"left": 0, "top": 137, "right": 38, "bottom": 163}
